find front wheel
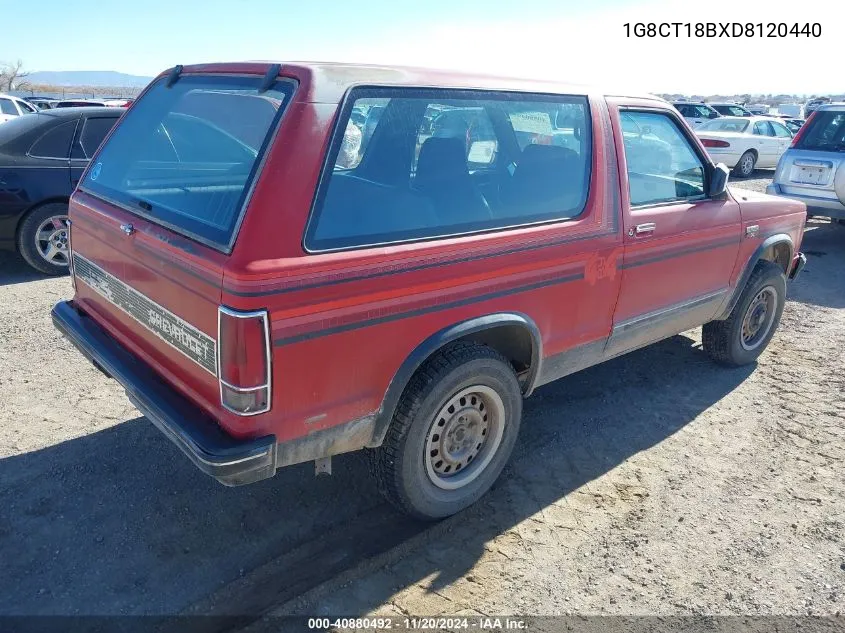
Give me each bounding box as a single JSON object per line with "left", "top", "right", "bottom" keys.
{"left": 703, "top": 260, "right": 786, "bottom": 366}
{"left": 17, "top": 203, "right": 71, "bottom": 275}
{"left": 369, "top": 342, "right": 522, "bottom": 520}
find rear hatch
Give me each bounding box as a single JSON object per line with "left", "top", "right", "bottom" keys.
{"left": 775, "top": 109, "right": 845, "bottom": 205}
{"left": 69, "top": 70, "right": 294, "bottom": 423}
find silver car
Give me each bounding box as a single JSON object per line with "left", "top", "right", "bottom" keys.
{"left": 767, "top": 103, "right": 845, "bottom": 221}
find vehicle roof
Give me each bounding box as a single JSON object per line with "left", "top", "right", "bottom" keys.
{"left": 700, "top": 115, "right": 789, "bottom": 125}
{"left": 0, "top": 106, "right": 121, "bottom": 150}
{"left": 816, "top": 103, "right": 845, "bottom": 112}
{"left": 708, "top": 102, "right": 746, "bottom": 106}
{"left": 158, "top": 61, "right": 665, "bottom": 105}
{"left": 27, "top": 106, "right": 119, "bottom": 118}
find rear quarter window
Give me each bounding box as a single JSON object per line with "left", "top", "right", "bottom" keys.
{"left": 80, "top": 75, "right": 294, "bottom": 251}
{"left": 306, "top": 88, "right": 592, "bottom": 251}
{"left": 797, "top": 112, "right": 845, "bottom": 151}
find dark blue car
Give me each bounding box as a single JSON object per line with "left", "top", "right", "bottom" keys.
{"left": 0, "top": 107, "right": 121, "bottom": 274}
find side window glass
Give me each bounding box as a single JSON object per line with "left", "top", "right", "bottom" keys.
{"left": 621, "top": 111, "right": 706, "bottom": 206}
{"left": 307, "top": 91, "right": 592, "bottom": 251}
{"left": 78, "top": 117, "right": 119, "bottom": 158}
{"left": 753, "top": 121, "right": 771, "bottom": 136}
{"left": 19, "top": 101, "right": 36, "bottom": 114}
{"left": 0, "top": 99, "right": 18, "bottom": 116}
{"left": 28, "top": 120, "right": 77, "bottom": 159}
{"left": 771, "top": 122, "right": 791, "bottom": 138}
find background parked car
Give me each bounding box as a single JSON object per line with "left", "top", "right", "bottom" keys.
{"left": 767, "top": 103, "right": 845, "bottom": 222}
{"left": 804, "top": 97, "right": 831, "bottom": 117}
{"left": 24, "top": 97, "right": 59, "bottom": 110}
{"left": 695, "top": 115, "right": 793, "bottom": 177}
{"left": 0, "top": 94, "right": 38, "bottom": 123}
{"left": 672, "top": 101, "right": 721, "bottom": 128}
{"left": 709, "top": 102, "right": 753, "bottom": 117}
{"left": 0, "top": 107, "right": 121, "bottom": 274}
{"left": 781, "top": 117, "right": 806, "bottom": 134}
{"left": 54, "top": 99, "right": 108, "bottom": 108}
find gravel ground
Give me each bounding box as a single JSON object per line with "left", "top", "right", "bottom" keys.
{"left": 1, "top": 171, "right": 843, "bottom": 623}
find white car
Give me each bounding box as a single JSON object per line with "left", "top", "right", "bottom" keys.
{"left": 0, "top": 94, "right": 38, "bottom": 124}
{"left": 695, "top": 116, "right": 794, "bottom": 178}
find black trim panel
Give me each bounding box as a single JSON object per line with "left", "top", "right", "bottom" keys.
{"left": 273, "top": 271, "right": 583, "bottom": 346}
{"left": 371, "top": 312, "right": 542, "bottom": 446}
{"left": 227, "top": 230, "right": 609, "bottom": 297}
{"left": 619, "top": 237, "right": 740, "bottom": 270}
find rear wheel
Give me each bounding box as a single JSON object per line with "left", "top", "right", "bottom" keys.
{"left": 703, "top": 260, "right": 786, "bottom": 366}
{"left": 17, "top": 203, "right": 71, "bottom": 275}
{"left": 732, "top": 151, "right": 756, "bottom": 178}
{"left": 369, "top": 341, "right": 522, "bottom": 520}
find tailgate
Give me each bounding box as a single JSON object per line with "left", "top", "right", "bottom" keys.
{"left": 70, "top": 191, "right": 225, "bottom": 416}
{"left": 67, "top": 70, "right": 295, "bottom": 422}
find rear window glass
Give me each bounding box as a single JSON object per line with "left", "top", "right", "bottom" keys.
{"left": 796, "top": 111, "right": 845, "bottom": 151}
{"left": 306, "top": 89, "right": 592, "bottom": 251}
{"left": 698, "top": 118, "right": 749, "bottom": 133}
{"left": 29, "top": 120, "right": 77, "bottom": 158}
{"left": 81, "top": 75, "right": 294, "bottom": 250}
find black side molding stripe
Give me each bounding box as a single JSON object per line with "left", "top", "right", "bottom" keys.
{"left": 227, "top": 229, "right": 614, "bottom": 298}
{"left": 274, "top": 271, "right": 585, "bottom": 346}
{"left": 619, "top": 237, "right": 740, "bottom": 270}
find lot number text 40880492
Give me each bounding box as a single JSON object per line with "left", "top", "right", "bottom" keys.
{"left": 623, "top": 22, "right": 821, "bottom": 38}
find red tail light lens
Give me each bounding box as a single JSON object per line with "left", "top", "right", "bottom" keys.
{"left": 701, "top": 138, "right": 731, "bottom": 148}
{"left": 217, "top": 306, "right": 271, "bottom": 415}
{"left": 790, "top": 111, "right": 816, "bottom": 147}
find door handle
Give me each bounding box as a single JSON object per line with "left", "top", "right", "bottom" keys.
{"left": 630, "top": 222, "right": 656, "bottom": 236}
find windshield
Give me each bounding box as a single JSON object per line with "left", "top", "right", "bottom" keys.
{"left": 81, "top": 74, "right": 294, "bottom": 251}
{"left": 698, "top": 118, "right": 749, "bottom": 133}
{"left": 713, "top": 105, "right": 748, "bottom": 117}
{"left": 795, "top": 111, "right": 845, "bottom": 151}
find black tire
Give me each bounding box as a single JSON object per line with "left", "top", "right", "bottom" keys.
{"left": 16, "top": 203, "right": 71, "bottom": 275}
{"left": 732, "top": 150, "right": 757, "bottom": 178}
{"left": 702, "top": 260, "right": 786, "bottom": 366}
{"left": 369, "top": 341, "right": 522, "bottom": 520}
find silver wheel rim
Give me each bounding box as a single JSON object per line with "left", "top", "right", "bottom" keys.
{"left": 740, "top": 285, "right": 777, "bottom": 351}
{"left": 34, "top": 215, "right": 70, "bottom": 267}
{"left": 424, "top": 385, "right": 505, "bottom": 491}
{"left": 741, "top": 154, "right": 754, "bottom": 174}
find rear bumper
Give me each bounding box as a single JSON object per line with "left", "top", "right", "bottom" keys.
{"left": 51, "top": 300, "right": 278, "bottom": 486}
{"left": 766, "top": 184, "right": 845, "bottom": 220}
{"left": 790, "top": 252, "right": 807, "bottom": 281}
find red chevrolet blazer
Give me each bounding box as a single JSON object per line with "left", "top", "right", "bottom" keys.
{"left": 52, "top": 62, "right": 806, "bottom": 519}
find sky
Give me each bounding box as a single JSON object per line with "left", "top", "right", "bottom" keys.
{"left": 2, "top": 0, "right": 842, "bottom": 95}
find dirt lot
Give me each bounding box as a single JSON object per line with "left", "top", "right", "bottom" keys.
{"left": 0, "top": 172, "right": 843, "bottom": 624}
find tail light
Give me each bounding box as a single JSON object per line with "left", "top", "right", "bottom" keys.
{"left": 217, "top": 306, "right": 272, "bottom": 416}
{"left": 701, "top": 138, "right": 731, "bottom": 148}
{"left": 67, "top": 218, "right": 76, "bottom": 292}
{"left": 790, "top": 111, "right": 816, "bottom": 147}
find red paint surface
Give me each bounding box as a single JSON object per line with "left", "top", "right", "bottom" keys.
{"left": 67, "top": 63, "right": 806, "bottom": 445}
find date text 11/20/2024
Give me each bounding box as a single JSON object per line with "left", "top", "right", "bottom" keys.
{"left": 308, "top": 617, "right": 527, "bottom": 630}
{"left": 624, "top": 22, "right": 821, "bottom": 37}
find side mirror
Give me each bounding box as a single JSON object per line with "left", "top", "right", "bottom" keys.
{"left": 709, "top": 163, "right": 730, "bottom": 197}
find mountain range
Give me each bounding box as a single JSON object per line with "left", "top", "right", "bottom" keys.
{"left": 26, "top": 71, "right": 153, "bottom": 88}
